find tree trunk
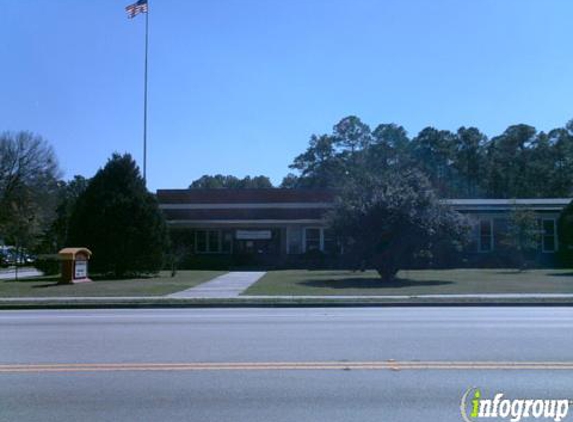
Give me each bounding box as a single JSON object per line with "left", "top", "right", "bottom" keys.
{"left": 14, "top": 245, "right": 20, "bottom": 281}
{"left": 372, "top": 251, "right": 400, "bottom": 282}
{"left": 376, "top": 266, "right": 398, "bottom": 282}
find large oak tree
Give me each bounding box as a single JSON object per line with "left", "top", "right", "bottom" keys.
{"left": 328, "top": 170, "right": 470, "bottom": 282}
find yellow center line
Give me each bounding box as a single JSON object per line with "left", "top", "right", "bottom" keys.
{"left": 1, "top": 361, "right": 573, "bottom": 373}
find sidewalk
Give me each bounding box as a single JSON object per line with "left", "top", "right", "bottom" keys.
{"left": 0, "top": 268, "right": 43, "bottom": 280}
{"left": 167, "top": 271, "right": 266, "bottom": 298}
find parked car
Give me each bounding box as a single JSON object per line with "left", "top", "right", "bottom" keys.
{"left": 0, "top": 247, "right": 36, "bottom": 267}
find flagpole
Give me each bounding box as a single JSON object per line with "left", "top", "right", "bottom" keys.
{"left": 143, "top": 5, "right": 149, "bottom": 186}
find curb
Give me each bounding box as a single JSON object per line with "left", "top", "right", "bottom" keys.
{"left": 1, "top": 297, "right": 573, "bottom": 310}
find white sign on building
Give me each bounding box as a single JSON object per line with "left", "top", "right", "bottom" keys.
{"left": 235, "top": 230, "right": 272, "bottom": 240}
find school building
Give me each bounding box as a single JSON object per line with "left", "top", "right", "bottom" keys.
{"left": 156, "top": 188, "right": 571, "bottom": 268}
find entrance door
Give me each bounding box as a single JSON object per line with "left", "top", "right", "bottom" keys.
{"left": 233, "top": 229, "right": 281, "bottom": 259}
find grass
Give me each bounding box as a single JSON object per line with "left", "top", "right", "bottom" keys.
{"left": 243, "top": 269, "right": 573, "bottom": 296}
{"left": 0, "top": 270, "right": 226, "bottom": 297}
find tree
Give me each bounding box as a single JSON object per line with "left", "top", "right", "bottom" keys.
{"left": 452, "top": 127, "right": 487, "bottom": 198}
{"left": 328, "top": 170, "right": 470, "bottom": 282}
{"left": 558, "top": 200, "right": 573, "bottom": 267}
{"left": 526, "top": 132, "right": 555, "bottom": 198}
{"left": 286, "top": 116, "right": 573, "bottom": 199}
{"left": 410, "top": 127, "right": 457, "bottom": 197}
{"left": 369, "top": 123, "right": 411, "bottom": 169}
{"left": 189, "top": 174, "right": 273, "bottom": 189}
{"left": 280, "top": 173, "right": 300, "bottom": 188}
{"left": 483, "top": 124, "right": 537, "bottom": 198}
{"left": 332, "top": 116, "right": 371, "bottom": 153}
{"left": 0, "top": 131, "right": 61, "bottom": 257}
{"left": 547, "top": 128, "right": 573, "bottom": 197}
{"left": 501, "top": 207, "right": 541, "bottom": 269}
{"left": 241, "top": 175, "right": 274, "bottom": 189}
{"left": 288, "top": 134, "right": 345, "bottom": 188}
{"left": 68, "top": 154, "right": 168, "bottom": 277}
{"left": 41, "top": 176, "right": 90, "bottom": 252}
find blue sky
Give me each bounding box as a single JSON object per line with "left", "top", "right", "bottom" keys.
{"left": 2, "top": 0, "right": 573, "bottom": 191}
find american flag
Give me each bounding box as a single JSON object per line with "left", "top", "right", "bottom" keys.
{"left": 125, "top": 0, "right": 148, "bottom": 19}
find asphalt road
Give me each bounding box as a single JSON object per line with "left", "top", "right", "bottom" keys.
{"left": 1, "top": 307, "right": 572, "bottom": 422}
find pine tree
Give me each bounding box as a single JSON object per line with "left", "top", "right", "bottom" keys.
{"left": 68, "top": 153, "right": 168, "bottom": 277}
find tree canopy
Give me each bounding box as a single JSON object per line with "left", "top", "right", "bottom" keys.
{"left": 284, "top": 116, "right": 573, "bottom": 199}
{"left": 500, "top": 207, "right": 541, "bottom": 269}
{"left": 328, "top": 170, "right": 470, "bottom": 281}
{"left": 67, "top": 153, "right": 168, "bottom": 277}
{"left": 0, "top": 131, "right": 61, "bottom": 250}
{"left": 41, "top": 175, "right": 90, "bottom": 252}
{"left": 558, "top": 200, "right": 573, "bottom": 267}
{"left": 190, "top": 174, "right": 273, "bottom": 189}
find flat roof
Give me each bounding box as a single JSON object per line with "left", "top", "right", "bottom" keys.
{"left": 157, "top": 188, "right": 336, "bottom": 204}
{"left": 157, "top": 189, "right": 571, "bottom": 206}
{"left": 157, "top": 190, "right": 572, "bottom": 224}
{"left": 445, "top": 199, "right": 572, "bottom": 206}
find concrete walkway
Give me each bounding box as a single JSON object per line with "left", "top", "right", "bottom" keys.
{"left": 0, "top": 268, "right": 43, "bottom": 280}
{"left": 167, "top": 271, "right": 266, "bottom": 298}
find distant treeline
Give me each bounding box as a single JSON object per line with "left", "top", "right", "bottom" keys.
{"left": 189, "top": 174, "right": 273, "bottom": 189}
{"left": 281, "top": 116, "right": 573, "bottom": 198}
{"left": 188, "top": 116, "right": 573, "bottom": 199}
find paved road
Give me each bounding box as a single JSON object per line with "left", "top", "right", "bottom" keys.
{"left": 0, "top": 308, "right": 572, "bottom": 421}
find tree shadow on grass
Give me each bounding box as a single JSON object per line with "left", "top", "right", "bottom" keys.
{"left": 2, "top": 276, "right": 60, "bottom": 285}
{"left": 492, "top": 270, "right": 533, "bottom": 275}
{"left": 304, "top": 271, "right": 372, "bottom": 277}
{"left": 546, "top": 272, "right": 573, "bottom": 278}
{"left": 32, "top": 283, "right": 62, "bottom": 289}
{"left": 299, "top": 277, "right": 454, "bottom": 290}
{"left": 90, "top": 273, "right": 156, "bottom": 281}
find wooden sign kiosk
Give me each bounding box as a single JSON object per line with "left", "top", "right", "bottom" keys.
{"left": 58, "top": 248, "right": 92, "bottom": 284}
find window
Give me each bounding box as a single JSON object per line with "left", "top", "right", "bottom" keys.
{"left": 304, "top": 228, "right": 321, "bottom": 252}
{"left": 323, "top": 229, "right": 337, "bottom": 254}
{"left": 541, "top": 219, "right": 557, "bottom": 253}
{"left": 287, "top": 227, "right": 302, "bottom": 255}
{"left": 478, "top": 219, "right": 493, "bottom": 252}
{"left": 196, "top": 230, "right": 207, "bottom": 253}
{"left": 208, "top": 230, "right": 221, "bottom": 253}
{"left": 303, "top": 228, "right": 339, "bottom": 254}
{"left": 195, "top": 230, "right": 223, "bottom": 254}
{"left": 222, "top": 231, "right": 232, "bottom": 253}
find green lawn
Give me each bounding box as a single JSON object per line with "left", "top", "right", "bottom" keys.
{"left": 243, "top": 269, "right": 573, "bottom": 296}
{"left": 0, "top": 270, "right": 225, "bottom": 297}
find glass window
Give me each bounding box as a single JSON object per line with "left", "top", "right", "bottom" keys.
{"left": 542, "top": 219, "right": 556, "bottom": 252}
{"left": 208, "top": 230, "right": 221, "bottom": 253}
{"left": 196, "top": 230, "right": 207, "bottom": 253}
{"left": 287, "top": 227, "right": 302, "bottom": 255}
{"left": 479, "top": 219, "right": 493, "bottom": 252}
{"left": 323, "top": 229, "right": 337, "bottom": 254}
{"left": 222, "top": 231, "right": 232, "bottom": 253}
{"left": 305, "top": 228, "right": 321, "bottom": 252}
{"left": 195, "top": 230, "right": 222, "bottom": 253}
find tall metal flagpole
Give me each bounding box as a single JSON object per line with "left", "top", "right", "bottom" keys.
{"left": 143, "top": 5, "right": 149, "bottom": 186}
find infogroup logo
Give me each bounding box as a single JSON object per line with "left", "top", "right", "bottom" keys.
{"left": 460, "top": 388, "right": 571, "bottom": 422}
